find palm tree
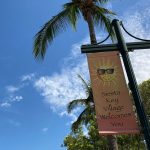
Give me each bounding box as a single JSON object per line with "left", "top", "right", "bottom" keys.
{"left": 67, "top": 75, "right": 118, "bottom": 150}
{"left": 67, "top": 75, "right": 95, "bottom": 132}
{"left": 33, "top": 0, "right": 117, "bottom": 149}
{"left": 33, "top": 0, "right": 115, "bottom": 58}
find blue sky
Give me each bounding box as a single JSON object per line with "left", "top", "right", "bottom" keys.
{"left": 0, "top": 0, "right": 150, "bottom": 150}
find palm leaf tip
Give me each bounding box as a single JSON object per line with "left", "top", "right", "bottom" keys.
{"left": 67, "top": 100, "right": 76, "bottom": 113}
{"left": 67, "top": 99, "right": 86, "bottom": 113}
{"left": 63, "top": 2, "right": 80, "bottom": 30}
{"left": 33, "top": 28, "right": 48, "bottom": 59}
{"left": 96, "top": 0, "right": 110, "bottom": 3}
{"left": 72, "top": 121, "right": 80, "bottom": 132}
{"left": 67, "top": 102, "right": 73, "bottom": 114}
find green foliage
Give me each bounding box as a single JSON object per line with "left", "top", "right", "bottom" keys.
{"left": 139, "top": 79, "right": 150, "bottom": 116}
{"left": 63, "top": 121, "right": 108, "bottom": 150}
{"left": 87, "top": 119, "right": 108, "bottom": 149}
{"left": 63, "top": 128, "right": 94, "bottom": 150}
{"left": 117, "top": 134, "right": 146, "bottom": 150}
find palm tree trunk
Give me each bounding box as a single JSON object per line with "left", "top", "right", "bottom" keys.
{"left": 86, "top": 11, "right": 97, "bottom": 44}
{"left": 86, "top": 9, "right": 118, "bottom": 150}
{"left": 107, "top": 135, "right": 118, "bottom": 150}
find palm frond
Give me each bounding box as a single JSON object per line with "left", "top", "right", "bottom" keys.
{"left": 33, "top": 3, "right": 80, "bottom": 59}
{"left": 92, "top": 5, "right": 115, "bottom": 26}
{"left": 92, "top": 5, "right": 116, "bottom": 41}
{"left": 67, "top": 99, "right": 87, "bottom": 113}
{"left": 93, "top": 5, "right": 116, "bottom": 17}
{"left": 71, "top": 107, "right": 94, "bottom": 131}
{"left": 87, "top": 92, "right": 94, "bottom": 104}
{"left": 95, "top": 0, "right": 110, "bottom": 4}
{"left": 64, "top": 2, "right": 80, "bottom": 30}
{"left": 77, "top": 74, "right": 91, "bottom": 96}
{"left": 78, "top": 75, "right": 94, "bottom": 103}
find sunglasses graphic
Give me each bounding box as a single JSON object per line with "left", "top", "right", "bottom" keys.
{"left": 97, "top": 68, "right": 114, "bottom": 75}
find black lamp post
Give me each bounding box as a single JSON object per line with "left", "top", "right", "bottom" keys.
{"left": 112, "top": 19, "right": 150, "bottom": 149}
{"left": 81, "top": 19, "right": 150, "bottom": 149}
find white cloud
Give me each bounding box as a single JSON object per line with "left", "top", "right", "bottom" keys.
{"left": 42, "top": 127, "right": 48, "bottom": 133}
{"left": 5, "top": 73, "right": 35, "bottom": 94}
{"left": 21, "top": 73, "right": 35, "bottom": 82}
{"left": 34, "top": 66, "right": 87, "bottom": 110}
{"left": 1, "top": 73, "right": 33, "bottom": 109}
{"left": 6, "top": 85, "right": 19, "bottom": 93}
{"left": 120, "top": 1, "right": 150, "bottom": 83}
{"left": 0, "top": 95, "right": 23, "bottom": 109}
{"left": 34, "top": 37, "right": 90, "bottom": 112}
{"left": 1, "top": 102, "right": 11, "bottom": 108}
{"left": 11, "top": 95, "right": 23, "bottom": 102}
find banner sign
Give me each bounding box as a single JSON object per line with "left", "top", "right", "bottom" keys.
{"left": 87, "top": 51, "right": 139, "bottom": 134}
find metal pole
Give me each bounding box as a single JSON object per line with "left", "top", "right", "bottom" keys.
{"left": 112, "top": 19, "right": 150, "bottom": 149}
{"left": 81, "top": 41, "right": 150, "bottom": 53}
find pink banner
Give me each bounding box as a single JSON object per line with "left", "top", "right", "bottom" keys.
{"left": 87, "top": 51, "right": 139, "bottom": 135}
